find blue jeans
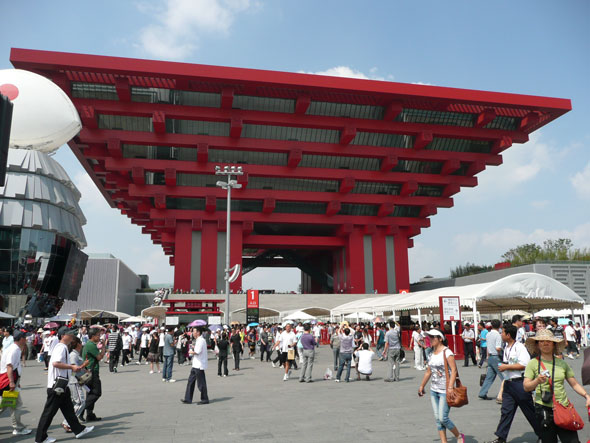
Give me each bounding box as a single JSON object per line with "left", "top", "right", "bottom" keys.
{"left": 163, "top": 354, "right": 174, "bottom": 380}
{"left": 430, "top": 390, "right": 455, "bottom": 431}
{"left": 336, "top": 352, "right": 352, "bottom": 381}
{"left": 478, "top": 354, "right": 504, "bottom": 398}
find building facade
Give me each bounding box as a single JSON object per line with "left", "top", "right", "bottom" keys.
{"left": 10, "top": 48, "right": 571, "bottom": 294}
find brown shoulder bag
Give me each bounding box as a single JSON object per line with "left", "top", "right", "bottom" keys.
{"left": 443, "top": 348, "right": 469, "bottom": 407}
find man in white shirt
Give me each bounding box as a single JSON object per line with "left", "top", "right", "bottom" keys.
{"left": 35, "top": 327, "right": 94, "bottom": 443}
{"left": 354, "top": 343, "right": 375, "bottom": 380}
{"left": 181, "top": 327, "right": 209, "bottom": 405}
{"left": 461, "top": 323, "right": 476, "bottom": 367}
{"left": 275, "top": 323, "right": 297, "bottom": 381}
{"left": 0, "top": 331, "right": 31, "bottom": 436}
{"left": 484, "top": 325, "right": 540, "bottom": 443}
{"left": 138, "top": 328, "right": 149, "bottom": 364}
{"left": 121, "top": 331, "right": 132, "bottom": 366}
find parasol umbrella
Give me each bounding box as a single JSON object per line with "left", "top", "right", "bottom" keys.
{"left": 188, "top": 319, "right": 207, "bottom": 327}
{"left": 209, "top": 325, "right": 222, "bottom": 332}
{"left": 43, "top": 322, "right": 59, "bottom": 329}
{"left": 247, "top": 322, "right": 259, "bottom": 327}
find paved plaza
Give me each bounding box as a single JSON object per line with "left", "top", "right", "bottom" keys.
{"left": 2, "top": 347, "right": 589, "bottom": 442}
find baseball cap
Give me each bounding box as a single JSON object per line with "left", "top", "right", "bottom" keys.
{"left": 13, "top": 330, "right": 26, "bottom": 341}
{"left": 425, "top": 329, "right": 444, "bottom": 339}
{"left": 57, "top": 326, "right": 77, "bottom": 337}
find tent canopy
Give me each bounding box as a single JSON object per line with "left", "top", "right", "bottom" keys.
{"left": 331, "top": 273, "right": 585, "bottom": 316}
{"left": 283, "top": 310, "right": 316, "bottom": 321}
{"left": 120, "top": 316, "right": 148, "bottom": 323}
{"left": 343, "top": 311, "right": 373, "bottom": 320}
{"left": 78, "top": 310, "right": 131, "bottom": 321}
{"left": 141, "top": 306, "right": 167, "bottom": 320}
{"left": 0, "top": 311, "right": 15, "bottom": 319}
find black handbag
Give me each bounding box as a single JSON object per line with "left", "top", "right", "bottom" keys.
{"left": 51, "top": 376, "right": 69, "bottom": 395}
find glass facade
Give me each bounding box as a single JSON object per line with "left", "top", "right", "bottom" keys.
{"left": 0, "top": 227, "right": 80, "bottom": 314}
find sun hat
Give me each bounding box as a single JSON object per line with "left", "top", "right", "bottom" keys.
{"left": 425, "top": 329, "right": 444, "bottom": 339}
{"left": 37, "top": 328, "right": 44, "bottom": 333}
{"left": 525, "top": 329, "right": 566, "bottom": 355}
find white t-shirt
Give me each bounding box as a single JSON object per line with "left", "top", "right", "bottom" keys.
{"left": 412, "top": 330, "right": 423, "bottom": 348}
{"left": 0, "top": 343, "right": 22, "bottom": 376}
{"left": 565, "top": 325, "right": 576, "bottom": 342}
{"left": 354, "top": 349, "right": 374, "bottom": 375}
{"left": 47, "top": 342, "right": 71, "bottom": 388}
{"left": 122, "top": 335, "right": 132, "bottom": 350}
{"left": 461, "top": 329, "right": 475, "bottom": 342}
{"left": 191, "top": 336, "right": 208, "bottom": 370}
{"left": 428, "top": 348, "right": 454, "bottom": 394}
{"left": 516, "top": 326, "right": 526, "bottom": 344}
{"left": 159, "top": 332, "right": 165, "bottom": 347}
{"left": 502, "top": 341, "right": 530, "bottom": 380}
{"left": 278, "top": 331, "right": 297, "bottom": 353}
{"left": 141, "top": 333, "right": 149, "bottom": 348}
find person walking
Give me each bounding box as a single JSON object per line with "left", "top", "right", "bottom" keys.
{"left": 418, "top": 329, "right": 465, "bottom": 443}
{"left": 82, "top": 328, "right": 104, "bottom": 422}
{"left": 524, "top": 329, "right": 590, "bottom": 443}
{"left": 299, "top": 324, "right": 316, "bottom": 383}
{"left": 230, "top": 329, "right": 242, "bottom": 371}
{"left": 330, "top": 325, "right": 341, "bottom": 371}
{"left": 275, "top": 323, "right": 297, "bottom": 381}
{"left": 177, "top": 331, "right": 188, "bottom": 365}
{"left": 162, "top": 328, "right": 176, "bottom": 383}
{"left": 138, "top": 328, "right": 149, "bottom": 364}
{"left": 411, "top": 324, "right": 426, "bottom": 370}
{"left": 215, "top": 333, "right": 229, "bottom": 377}
{"left": 35, "top": 327, "right": 95, "bottom": 443}
{"left": 483, "top": 325, "right": 541, "bottom": 443}
{"left": 147, "top": 331, "right": 161, "bottom": 374}
{"left": 479, "top": 320, "right": 504, "bottom": 401}
{"left": 376, "top": 325, "right": 385, "bottom": 360}
{"left": 62, "top": 336, "right": 89, "bottom": 433}
{"left": 0, "top": 330, "right": 32, "bottom": 436}
{"left": 106, "top": 325, "right": 121, "bottom": 373}
{"left": 382, "top": 321, "right": 402, "bottom": 382}
{"left": 461, "top": 323, "right": 476, "bottom": 367}
{"left": 335, "top": 327, "right": 355, "bottom": 383}
{"left": 564, "top": 321, "right": 579, "bottom": 359}
{"left": 158, "top": 327, "right": 165, "bottom": 363}
{"left": 121, "top": 331, "right": 132, "bottom": 366}
{"left": 259, "top": 327, "right": 271, "bottom": 362}
{"left": 478, "top": 323, "right": 489, "bottom": 368}
{"left": 181, "top": 328, "right": 209, "bottom": 405}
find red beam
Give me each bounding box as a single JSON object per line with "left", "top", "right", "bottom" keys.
{"left": 80, "top": 105, "right": 98, "bottom": 129}
{"left": 419, "top": 205, "right": 437, "bottom": 218}
{"left": 466, "top": 161, "right": 485, "bottom": 176}
{"left": 326, "top": 200, "right": 341, "bottom": 216}
{"left": 243, "top": 235, "right": 345, "bottom": 249}
{"left": 153, "top": 111, "right": 166, "bottom": 134}
{"left": 165, "top": 168, "right": 177, "bottom": 186}
{"left": 149, "top": 208, "right": 431, "bottom": 228}
{"left": 73, "top": 98, "right": 530, "bottom": 143}
{"left": 380, "top": 153, "right": 398, "bottom": 172}
{"left": 295, "top": 95, "right": 311, "bottom": 114}
{"left": 115, "top": 77, "right": 131, "bottom": 101}
{"left": 339, "top": 177, "right": 355, "bottom": 193}
{"left": 77, "top": 128, "right": 505, "bottom": 166}
{"left": 221, "top": 88, "right": 234, "bottom": 109}
{"left": 154, "top": 194, "right": 166, "bottom": 209}
{"left": 107, "top": 138, "right": 122, "bottom": 158}
{"left": 520, "top": 112, "right": 539, "bottom": 131}
{"left": 340, "top": 125, "right": 356, "bottom": 145}
{"left": 197, "top": 143, "right": 208, "bottom": 163}
{"left": 378, "top": 202, "right": 395, "bottom": 217}
{"left": 131, "top": 166, "right": 145, "bottom": 185}
{"left": 414, "top": 131, "right": 433, "bottom": 150}
{"left": 384, "top": 101, "right": 403, "bottom": 121}
{"left": 491, "top": 136, "right": 512, "bottom": 155}
{"left": 129, "top": 184, "right": 454, "bottom": 207}
{"left": 230, "top": 117, "right": 242, "bottom": 138}
{"left": 441, "top": 159, "right": 460, "bottom": 175}
{"left": 400, "top": 181, "right": 418, "bottom": 196}
{"left": 105, "top": 158, "right": 478, "bottom": 187}
{"left": 205, "top": 195, "right": 216, "bottom": 212}
{"left": 288, "top": 149, "right": 302, "bottom": 167}
{"left": 262, "top": 197, "right": 275, "bottom": 214}
{"left": 475, "top": 109, "right": 496, "bottom": 128}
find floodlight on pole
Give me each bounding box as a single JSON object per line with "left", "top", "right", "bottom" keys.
{"left": 215, "top": 164, "right": 244, "bottom": 324}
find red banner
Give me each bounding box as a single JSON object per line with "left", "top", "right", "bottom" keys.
{"left": 247, "top": 289, "right": 259, "bottom": 309}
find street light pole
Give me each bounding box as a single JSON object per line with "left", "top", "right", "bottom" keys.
{"left": 215, "top": 165, "right": 243, "bottom": 325}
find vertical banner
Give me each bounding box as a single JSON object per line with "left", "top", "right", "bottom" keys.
{"left": 246, "top": 289, "right": 259, "bottom": 324}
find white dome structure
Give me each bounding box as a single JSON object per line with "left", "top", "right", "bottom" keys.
{"left": 0, "top": 149, "right": 86, "bottom": 247}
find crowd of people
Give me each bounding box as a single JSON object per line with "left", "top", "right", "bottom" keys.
{"left": 0, "top": 315, "right": 589, "bottom": 442}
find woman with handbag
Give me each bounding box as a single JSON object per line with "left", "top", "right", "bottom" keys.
{"left": 524, "top": 329, "right": 589, "bottom": 443}
{"left": 418, "top": 329, "right": 465, "bottom": 443}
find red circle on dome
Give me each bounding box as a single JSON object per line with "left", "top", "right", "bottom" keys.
{"left": 0, "top": 83, "right": 19, "bottom": 101}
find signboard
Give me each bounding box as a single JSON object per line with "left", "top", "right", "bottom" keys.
{"left": 399, "top": 289, "right": 409, "bottom": 294}
{"left": 439, "top": 296, "right": 461, "bottom": 322}
{"left": 208, "top": 316, "right": 222, "bottom": 325}
{"left": 166, "top": 316, "right": 179, "bottom": 326}
{"left": 246, "top": 289, "right": 259, "bottom": 324}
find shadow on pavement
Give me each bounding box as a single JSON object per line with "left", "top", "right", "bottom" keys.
{"left": 209, "top": 396, "right": 233, "bottom": 403}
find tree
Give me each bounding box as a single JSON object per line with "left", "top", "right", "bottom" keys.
{"left": 450, "top": 262, "right": 494, "bottom": 278}
{"left": 501, "top": 243, "right": 542, "bottom": 266}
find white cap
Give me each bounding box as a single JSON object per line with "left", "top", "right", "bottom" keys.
{"left": 425, "top": 329, "right": 444, "bottom": 339}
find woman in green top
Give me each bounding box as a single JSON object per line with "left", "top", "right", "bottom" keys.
{"left": 523, "top": 329, "right": 590, "bottom": 443}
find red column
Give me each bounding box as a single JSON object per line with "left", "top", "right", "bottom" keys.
{"left": 394, "top": 233, "right": 410, "bottom": 291}
{"left": 173, "top": 221, "right": 192, "bottom": 291}
{"left": 345, "top": 227, "right": 365, "bottom": 293}
{"left": 200, "top": 221, "right": 218, "bottom": 292}
{"left": 229, "top": 222, "right": 243, "bottom": 293}
{"left": 372, "top": 228, "right": 388, "bottom": 293}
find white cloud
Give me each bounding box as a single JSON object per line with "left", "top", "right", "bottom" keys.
{"left": 136, "top": 0, "right": 254, "bottom": 59}
{"left": 460, "top": 132, "right": 557, "bottom": 202}
{"left": 73, "top": 171, "right": 112, "bottom": 214}
{"left": 408, "top": 241, "right": 444, "bottom": 282}
{"left": 530, "top": 200, "right": 550, "bottom": 209}
{"left": 570, "top": 161, "right": 590, "bottom": 200}
{"left": 299, "top": 66, "right": 393, "bottom": 81}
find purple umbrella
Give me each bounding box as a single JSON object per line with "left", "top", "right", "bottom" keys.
{"left": 188, "top": 319, "right": 207, "bottom": 327}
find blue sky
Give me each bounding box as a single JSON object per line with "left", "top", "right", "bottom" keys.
{"left": 1, "top": 1, "right": 589, "bottom": 289}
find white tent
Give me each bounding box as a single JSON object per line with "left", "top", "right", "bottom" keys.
{"left": 331, "top": 273, "right": 585, "bottom": 316}
{"left": 282, "top": 310, "right": 316, "bottom": 321}
{"left": 120, "top": 316, "right": 148, "bottom": 323}
{"left": 79, "top": 310, "right": 131, "bottom": 321}
{"left": 47, "top": 313, "right": 72, "bottom": 322}
{"left": 0, "top": 311, "right": 15, "bottom": 319}
{"left": 343, "top": 311, "right": 374, "bottom": 320}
